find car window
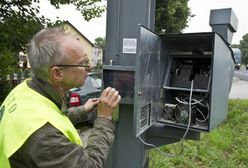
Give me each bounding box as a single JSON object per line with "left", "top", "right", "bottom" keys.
{"left": 90, "top": 77, "right": 101, "bottom": 89}
{"left": 81, "top": 76, "right": 101, "bottom": 90}
{"left": 95, "top": 78, "right": 102, "bottom": 87}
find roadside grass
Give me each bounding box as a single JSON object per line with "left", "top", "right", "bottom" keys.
{"left": 149, "top": 99, "right": 248, "bottom": 168}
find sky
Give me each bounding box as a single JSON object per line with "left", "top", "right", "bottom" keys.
{"left": 39, "top": 1, "right": 107, "bottom": 43}
{"left": 184, "top": 0, "right": 247, "bottom": 44}
{"left": 39, "top": 0, "right": 247, "bottom": 44}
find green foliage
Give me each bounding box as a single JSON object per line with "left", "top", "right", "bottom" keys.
{"left": 231, "top": 44, "right": 239, "bottom": 48}
{"left": 0, "top": 15, "right": 44, "bottom": 54}
{"left": 74, "top": 0, "right": 105, "bottom": 21}
{"left": 94, "top": 37, "right": 105, "bottom": 49}
{"left": 0, "top": 49, "right": 17, "bottom": 78}
{"left": 239, "top": 34, "right": 248, "bottom": 64}
{"left": 0, "top": 49, "right": 18, "bottom": 103}
{"left": 0, "top": 0, "right": 106, "bottom": 101}
{"left": 49, "top": 0, "right": 105, "bottom": 21}
{"left": 0, "top": 82, "right": 13, "bottom": 106}
{"left": 0, "top": 0, "right": 43, "bottom": 90}
{"left": 149, "top": 99, "right": 248, "bottom": 168}
{"left": 155, "top": 0, "right": 192, "bottom": 34}
{"left": 0, "top": 0, "right": 106, "bottom": 54}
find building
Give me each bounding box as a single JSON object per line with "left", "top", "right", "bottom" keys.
{"left": 63, "top": 21, "right": 103, "bottom": 67}
{"left": 92, "top": 45, "right": 103, "bottom": 67}
{"left": 18, "top": 21, "right": 103, "bottom": 73}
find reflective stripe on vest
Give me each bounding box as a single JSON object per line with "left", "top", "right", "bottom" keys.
{"left": 0, "top": 80, "right": 82, "bottom": 168}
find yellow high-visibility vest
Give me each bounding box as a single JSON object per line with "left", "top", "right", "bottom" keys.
{"left": 0, "top": 80, "right": 82, "bottom": 168}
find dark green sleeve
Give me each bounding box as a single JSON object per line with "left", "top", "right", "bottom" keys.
{"left": 66, "top": 105, "right": 89, "bottom": 124}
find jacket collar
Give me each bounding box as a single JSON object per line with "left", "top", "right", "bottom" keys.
{"left": 27, "top": 77, "right": 63, "bottom": 109}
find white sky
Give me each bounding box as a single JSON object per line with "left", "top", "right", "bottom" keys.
{"left": 39, "top": 0, "right": 107, "bottom": 43}
{"left": 39, "top": 0, "right": 247, "bottom": 44}
{"left": 184, "top": 0, "right": 247, "bottom": 44}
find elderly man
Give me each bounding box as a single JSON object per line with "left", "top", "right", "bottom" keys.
{"left": 0, "top": 27, "right": 121, "bottom": 168}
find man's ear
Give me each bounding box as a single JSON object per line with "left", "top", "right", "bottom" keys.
{"left": 50, "top": 66, "right": 63, "bottom": 84}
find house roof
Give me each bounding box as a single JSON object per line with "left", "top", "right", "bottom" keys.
{"left": 63, "top": 21, "right": 94, "bottom": 47}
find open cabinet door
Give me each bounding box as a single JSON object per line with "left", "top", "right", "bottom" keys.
{"left": 134, "top": 25, "right": 164, "bottom": 137}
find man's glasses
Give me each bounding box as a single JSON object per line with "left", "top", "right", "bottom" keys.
{"left": 53, "top": 64, "right": 90, "bottom": 68}
{"left": 52, "top": 58, "right": 90, "bottom": 69}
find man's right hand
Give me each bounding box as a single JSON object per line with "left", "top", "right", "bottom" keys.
{"left": 97, "top": 87, "right": 121, "bottom": 121}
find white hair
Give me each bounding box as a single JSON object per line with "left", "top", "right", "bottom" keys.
{"left": 27, "top": 27, "right": 69, "bottom": 81}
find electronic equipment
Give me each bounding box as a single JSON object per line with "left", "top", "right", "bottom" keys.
{"left": 158, "top": 54, "right": 211, "bottom": 131}
{"left": 134, "top": 26, "right": 234, "bottom": 136}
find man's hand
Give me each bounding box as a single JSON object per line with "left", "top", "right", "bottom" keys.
{"left": 84, "top": 98, "right": 99, "bottom": 112}
{"left": 97, "top": 87, "right": 121, "bottom": 120}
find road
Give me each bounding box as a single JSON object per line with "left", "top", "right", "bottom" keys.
{"left": 229, "top": 70, "right": 248, "bottom": 99}
{"left": 234, "top": 69, "right": 248, "bottom": 81}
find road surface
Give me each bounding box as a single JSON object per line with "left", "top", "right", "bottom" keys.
{"left": 229, "top": 77, "right": 248, "bottom": 99}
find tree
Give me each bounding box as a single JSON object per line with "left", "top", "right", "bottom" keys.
{"left": 155, "top": 0, "right": 192, "bottom": 34}
{"left": 231, "top": 44, "right": 240, "bottom": 48}
{"left": 94, "top": 37, "right": 105, "bottom": 49}
{"left": 0, "top": 0, "right": 105, "bottom": 76}
{"left": 0, "top": 0, "right": 106, "bottom": 51}
{"left": 0, "top": 50, "right": 17, "bottom": 78}
{"left": 239, "top": 33, "right": 248, "bottom": 64}
{"left": 0, "top": 0, "right": 106, "bottom": 102}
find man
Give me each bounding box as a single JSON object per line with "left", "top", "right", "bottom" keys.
{"left": 0, "top": 27, "right": 121, "bottom": 168}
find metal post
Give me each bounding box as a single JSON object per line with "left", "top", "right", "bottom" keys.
{"left": 104, "top": 0, "right": 156, "bottom": 167}
{"left": 104, "top": 0, "right": 201, "bottom": 167}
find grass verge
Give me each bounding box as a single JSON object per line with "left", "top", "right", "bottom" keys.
{"left": 149, "top": 99, "right": 248, "bottom": 168}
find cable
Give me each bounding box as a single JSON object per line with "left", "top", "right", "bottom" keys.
{"left": 175, "top": 94, "right": 209, "bottom": 124}
{"left": 195, "top": 102, "right": 209, "bottom": 122}
{"left": 138, "top": 136, "right": 183, "bottom": 157}
{"left": 175, "top": 97, "right": 203, "bottom": 106}
{"left": 180, "top": 79, "right": 194, "bottom": 144}
{"left": 139, "top": 80, "right": 194, "bottom": 157}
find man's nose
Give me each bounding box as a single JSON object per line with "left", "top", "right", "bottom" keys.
{"left": 86, "top": 64, "right": 94, "bottom": 72}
